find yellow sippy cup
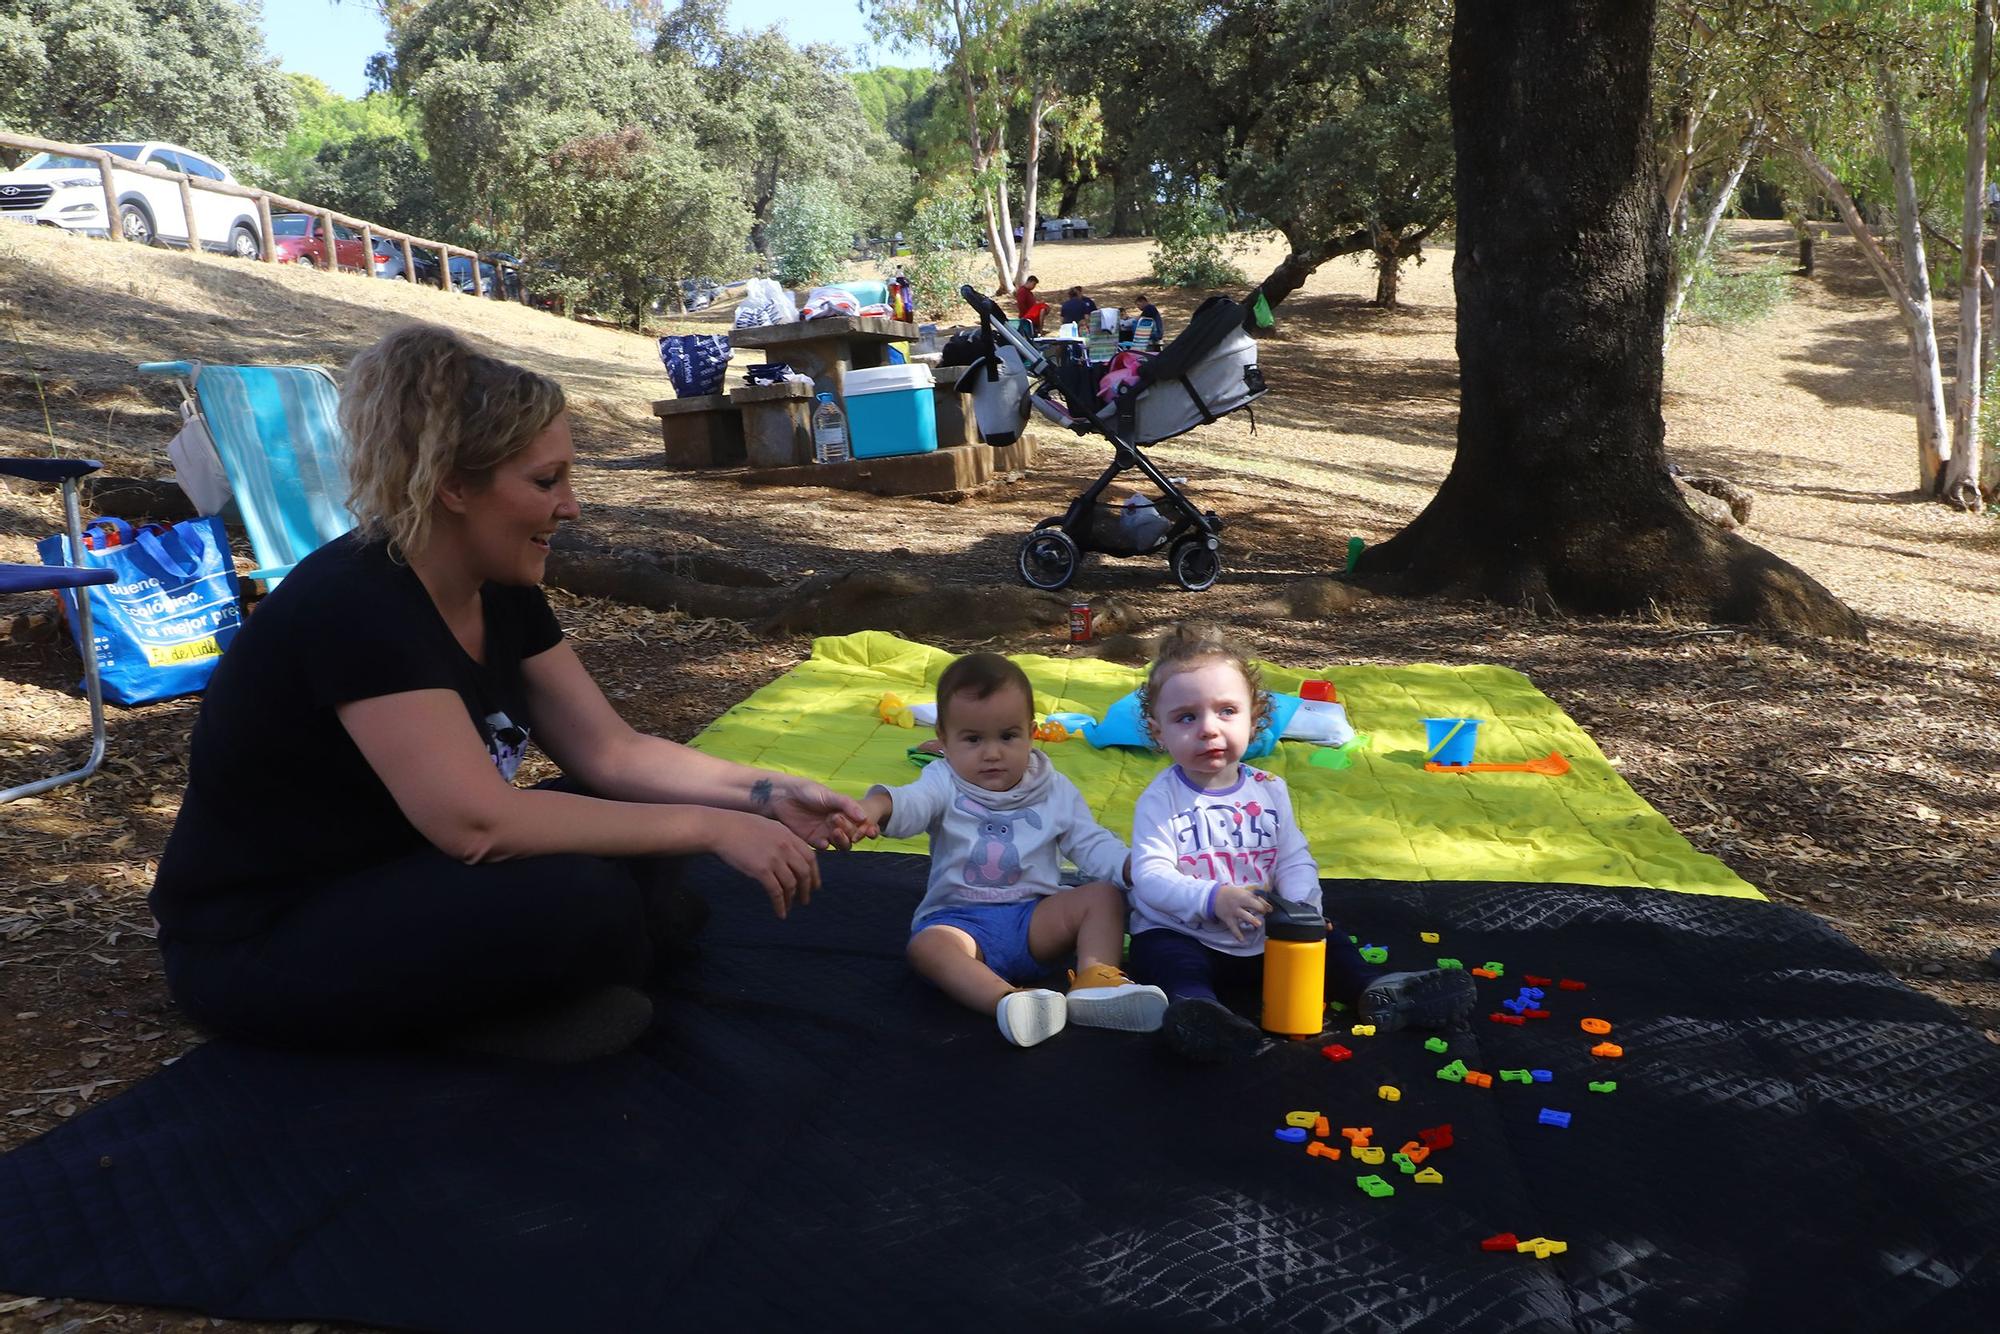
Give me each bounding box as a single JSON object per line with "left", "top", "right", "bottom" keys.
{"left": 1261, "top": 894, "right": 1328, "bottom": 1037}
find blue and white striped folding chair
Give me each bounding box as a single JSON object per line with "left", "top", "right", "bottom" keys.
{"left": 1, "top": 457, "right": 114, "bottom": 803}
{"left": 137, "top": 361, "right": 355, "bottom": 584}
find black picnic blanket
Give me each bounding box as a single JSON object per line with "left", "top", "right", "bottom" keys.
{"left": 3, "top": 852, "right": 1998, "bottom": 1333}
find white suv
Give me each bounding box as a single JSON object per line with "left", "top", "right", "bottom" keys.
{"left": 0, "top": 141, "right": 264, "bottom": 258}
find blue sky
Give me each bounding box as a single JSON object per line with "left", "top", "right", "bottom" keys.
{"left": 257, "top": 0, "right": 922, "bottom": 100}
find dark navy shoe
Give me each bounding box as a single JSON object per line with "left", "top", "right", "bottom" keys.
{"left": 1358, "top": 969, "right": 1477, "bottom": 1032}
{"left": 1163, "top": 997, "right": 1267, "bottom": 1063}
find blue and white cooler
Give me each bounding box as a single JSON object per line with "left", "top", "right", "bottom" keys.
{"left": 844, "top": 364, "right": 939, "bottom": 459}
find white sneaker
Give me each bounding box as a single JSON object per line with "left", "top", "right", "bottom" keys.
{"left": 1065, "top": 965, "right": 1169, "bottom": 1032}
{"left": 996, "top": 988, "right": 1067, "bottom": 1047}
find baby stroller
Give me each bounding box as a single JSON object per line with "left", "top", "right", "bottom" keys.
{"left": 953, "top": 284, "right": 1267, "bottom": 592}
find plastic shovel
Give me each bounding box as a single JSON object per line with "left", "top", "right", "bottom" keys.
{"left": 1424, "top": 751, "right": 1571, "bottom": 776}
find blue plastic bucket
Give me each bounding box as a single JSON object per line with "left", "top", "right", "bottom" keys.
{"left": 1422, "top": 717, "right": 1481, "bottom": 767}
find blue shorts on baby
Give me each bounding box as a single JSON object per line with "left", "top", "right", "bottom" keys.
{"left": 913, "top": 900, "right": 1045, "bottom": 984}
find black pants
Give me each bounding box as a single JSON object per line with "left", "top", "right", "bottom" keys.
{"left": 161, "top": 846, "right": 688, "bottom": 1050}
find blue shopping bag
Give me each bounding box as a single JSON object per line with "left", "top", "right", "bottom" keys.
{"left": 658, "top": 334, "right": 732, "bottom": 397}
{"left": 36, "top": 515, "right": 243, "bottom": 705}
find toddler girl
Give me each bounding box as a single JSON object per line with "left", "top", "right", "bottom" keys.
{"left": 1126, "top": 624, "right": 1475, "bottom": 1061}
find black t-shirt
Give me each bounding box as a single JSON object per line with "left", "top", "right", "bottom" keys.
{"left": 151, "top": 534, "right": 563, "bottom": 942}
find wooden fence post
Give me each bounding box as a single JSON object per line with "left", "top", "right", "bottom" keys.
{"left": 256, "top": 193, "right": 275, "bottom": 263}
{"left": 400, "top": 236, "right": 415, "bottom": 284}
{"left": 360, "top": 223, "right": 376, "bottom": 278}
{"left": 317, "top": 208, "right": 337, "bottom": 271}
{"left": 175, "top": 172, "right": 197, "bottom": 256}
{"left": 95, "top": 151, "right": 120, "bottom": 242}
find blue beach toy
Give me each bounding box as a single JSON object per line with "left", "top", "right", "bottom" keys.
{"left": 1422, "top": 717, "right": 1482, "bottom": 767}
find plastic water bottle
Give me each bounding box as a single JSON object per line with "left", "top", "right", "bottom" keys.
{"left": 812, "top": 392, "right": 850, "bottom": 463}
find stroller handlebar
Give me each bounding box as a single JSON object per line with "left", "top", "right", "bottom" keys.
{"left": 960, "top": 284, "right": 1007, "bottom": 321}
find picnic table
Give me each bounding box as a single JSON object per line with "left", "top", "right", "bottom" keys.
{"left": 727, "top": 315, "right": 919, "bottom": 414}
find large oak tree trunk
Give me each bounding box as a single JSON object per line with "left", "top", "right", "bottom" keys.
{"left": 1356, "top": 0, "right": 1864, "bottom": 639}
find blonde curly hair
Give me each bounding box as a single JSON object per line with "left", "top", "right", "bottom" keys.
{"left": 339, "top": 323, "right": 567, "bottom": 558}
{"left": 1137, "top": 622, "right": 1273, "bottom": 747}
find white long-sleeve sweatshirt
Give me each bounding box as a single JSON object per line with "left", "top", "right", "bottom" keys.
{"left": 1128, "top": 762, "right": 1322, "bottom": 957}
{"left": 871, "top": 749, "right": 1131, "bottom": 930}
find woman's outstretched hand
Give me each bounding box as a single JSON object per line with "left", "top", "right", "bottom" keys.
{"left": 708, "top": 810, "right": 820, "bottom": 918}
{"left": 761, "top": 778, "right": 872, "bottom": 851}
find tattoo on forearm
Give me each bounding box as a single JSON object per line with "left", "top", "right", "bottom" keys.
{"left": 750, "top": 778, "right": 774, "bottom": 811}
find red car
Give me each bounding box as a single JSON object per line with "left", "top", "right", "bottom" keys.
{"left": 271, "top": 213, "right": 369, "bottom": 271}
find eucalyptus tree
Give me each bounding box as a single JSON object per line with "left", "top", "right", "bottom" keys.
{"left": 866, "top": 0, "right": 1056, "bottom": 290}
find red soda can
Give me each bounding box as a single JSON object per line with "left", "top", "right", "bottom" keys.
{"left": 1068, "top": 601, "right": 1093, "bottom": 643}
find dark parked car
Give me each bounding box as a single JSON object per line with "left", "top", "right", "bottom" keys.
{"left": 449, "top": 252, "right": 522, "bottom": 300}
{"left": 371, "top": 236, "right": 440, "bottom": 285}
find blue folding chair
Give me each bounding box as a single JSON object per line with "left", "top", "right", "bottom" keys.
{"left": 1, "top": 457, "right": 114, "bottom": 803}
{"left": 137, "top": 361, "right": 355, "bottom": 584}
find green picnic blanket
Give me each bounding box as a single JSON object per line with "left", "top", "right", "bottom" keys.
{"left": 688, "top": 631, "right": 1758, "bottom": 898}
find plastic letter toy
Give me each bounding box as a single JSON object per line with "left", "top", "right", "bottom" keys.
{"left": 1354, "top": 1145, "right": 1386, "bottom": 1165}
{"left": 1351, "top": 1024, "right": 1377, "bottom": 1037}
{"left": 1480, "top": 1232, "right": 1520, "bottom": 1253}
{"left": 1591, "top": 1042, "right": 1624, "bottom": 1060}
{"left": 1517, "top": 1237, "right": 1569, "bottom": 1259}
{"left": 1276, "top": 1126, "right": 1309, "bottom": 1143}
{"left": 1581, "top": 1018, "right": 1612, "bottom": 1035}
{"left": 1418, "top": 1124, "right": 1455, "bottom": 1150}
{"left": 1359, "top": 946, "right": 1389, "bottom": 965}
{"left": 1320, "top": 1043, "right": 1353, "bottom": 1063}
{"left": 1392, "top": 1152, "right": 1418, "bottom": 1175}
{"left": 1470, "top": 967, "right": 1498, "bottom": 979}
{"left": 1501, "top": 1069, "right": 1532, "bottom": 1083}
{"left": 1314, "top": 1115, "right": 1331, "bottom": 1138}
{"left": 1398, "top": 1141, "right": 1430, "bottom": 1164}
{"left": 1523, "top": 975, "right": 1552, "bottom": 987}
{"left": 1489, "top": 1013, "right": 1525, "bottom": 1027}
{"left": 1437, "top": 1060, "right": 1468, "bottom": 1083}
{"left": 1356, "top": 1175, "right": 1395, "bottom": 1198}
{"left": 1414, "top": 1167, "right": 1444, "bottom": 1184}
{"left": 1285, "top": 1110, "right": 1320, "bottom": 1128}
{"left": 1589, "top": 1081, "right": 1618, "bottom": 1094}
{"left": 1425, "top": 1037, "right": 1450, "bottom": 1054}
{"left": 1530, "top": 1069, "right": 1553, "bottom": 1083}
{"left": 1437, "top": 958, "right": 1463, "bottom": 970}
{"left": 1340, "top": 1126, "right": 1374, "bottom": 1145}
{"left": 1537, "top": 1109, "right": 1572, "bottom": 1129}
{"left": 1464, "top": 1071, "right": 1493, "bottom": 1089}
{"left": 1378, "top": 1085, "right": 1402, "bottom": 1102}
{"left": 1558, "top": 978, "right": 1587, "bottom": 991}
{"left": 1420, "top": 932, "right": 1441, "bottom": 945}
{"left": 1305, "top": 1141, "right": 1341, "bottom": 1161}
{"left": 1481, "top": 962, "right": 1506, "bottom": 977}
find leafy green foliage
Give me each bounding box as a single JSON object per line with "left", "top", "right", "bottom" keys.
{"left": 1148, "top": 181, "right": 1246, "bottom": 288}
{"left": 531, "top": 126, "right": 747, "bottom": 326}
{"left": 902, "top": 176, "right": 982, "bottom": 315}
{"left": 245, "top": 76, "right": 444, "bottom": 237}
{"left": 0, "top": 0, "right": 294, "bottom": 168}
{"left": 1672, "top": 230, "right": 1790, "bottom": 328}
{"left": 768, "top": 181, "right": 854, "bottom": 286}
{"left": 1029, "top": 0, "right": 1451, "bottom": 302}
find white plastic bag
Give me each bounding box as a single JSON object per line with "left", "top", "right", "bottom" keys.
{"left": 734, "top": 278, "right": 799, "bottom": 328}
{"left": 801, "top": 286, "right": 862, "bottom": 320}
{"left": 1284, "top": 699, "right": 1355, "bottom": 747}
{"left": 167, "top": 400, "right": 232, "bottom": 516}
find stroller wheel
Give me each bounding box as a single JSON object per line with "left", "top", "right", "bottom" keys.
{"left": 1018, "top": 529, "right": 1081, "bottom": 591}
{"left": 1170, "top": 537, "right": 1222, "bottom": 592}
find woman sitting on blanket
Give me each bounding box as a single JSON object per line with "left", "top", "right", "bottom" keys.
{"left": 150, "top": 323, "right": 867, "bottom": 1062}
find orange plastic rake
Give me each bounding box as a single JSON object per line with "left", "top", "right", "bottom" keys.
{"left": 1424, "top": 752, "right": 1571, "bottom": 776}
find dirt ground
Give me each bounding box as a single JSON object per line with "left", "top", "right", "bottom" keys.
{"left": 2, "top": 219, "right": 1997, "bottom": 1331}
